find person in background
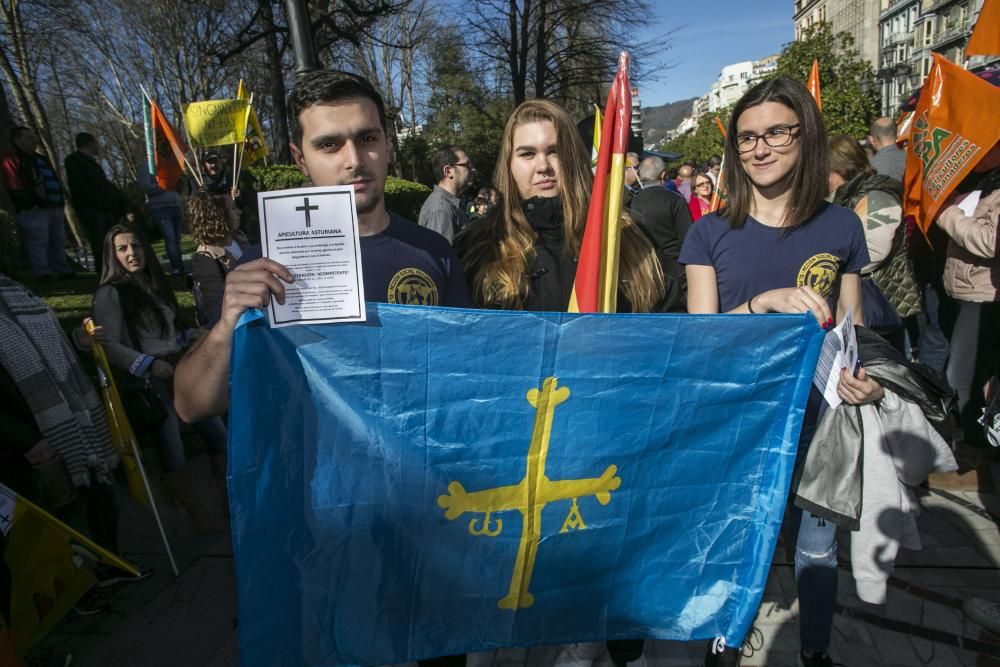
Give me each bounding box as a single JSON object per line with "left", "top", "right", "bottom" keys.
{"left": 138, "top": 165, "right": 185, "bottom": 276}
{"left": 92, "top": 224, "right": 228, "bottom": 533}
{"left": 64, "top": 132, "right": 127, "bottom": 277}
{"left": 937, "top": 142, "right": 1000, "bottom": 448}
{"left": 0, "top": 126, "right": 73, "bottom": 280}
{"left": 827, "top": 134, "right": 907, "bottom": 351}
{"left": 185, "top": 191, "right": 249, "bottom": 327}
{"left": 688, "top": 173, "right": 714, "bottom": 222}
{"left": 867, "top": 117, "right": 906, "bottom": 182}
{"left": 0, "top": 273, "right": 148, "bottom": 594}
{"left": 676, "top": 164, "right": 694, "bottom": 202}
{"left": 419, "top": 145, "right": 474, "bottom": 242}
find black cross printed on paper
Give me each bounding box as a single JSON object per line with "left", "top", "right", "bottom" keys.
{"left": 296, "top": 197, "right": 320, "bottom": 228}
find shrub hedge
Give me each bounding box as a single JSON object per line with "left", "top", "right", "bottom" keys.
{"left": 248, "top": 165, "right": 432, "bottom": 222}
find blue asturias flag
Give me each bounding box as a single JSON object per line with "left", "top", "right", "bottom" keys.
{"left": 228, "top": 305, "right": 823, "bottom": 666}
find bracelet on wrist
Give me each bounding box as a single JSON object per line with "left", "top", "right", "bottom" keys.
{"left": 747, "top": 294, "right": 758, "bottom": 314}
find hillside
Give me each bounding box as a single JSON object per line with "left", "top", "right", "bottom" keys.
{"left": 640, "top": 97, "right": 696, "bottom": 147}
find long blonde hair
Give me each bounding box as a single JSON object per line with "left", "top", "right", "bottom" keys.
{"left": 461, "top": 99, "right": 665, "bottom": 312}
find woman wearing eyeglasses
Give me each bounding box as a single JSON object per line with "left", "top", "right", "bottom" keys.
{"left": 680, "top": 77, "right": 882, "bottom": 667}
{"left": 688, "top": 173, "right": 714, "bottom": 222}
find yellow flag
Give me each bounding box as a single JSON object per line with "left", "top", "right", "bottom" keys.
{"left": 2, "top": 483, "right": 139, "bottom": 653}
{"left": 237, "top": 80, "right": 269, "bottom": 165}
{"left": 182, "top": 99, "right": 250, "bottom": 148}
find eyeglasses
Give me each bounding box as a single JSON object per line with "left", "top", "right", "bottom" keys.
{"left": 695, "top": 181, "right": 712, "bottom": 188}
{"left": 451, "top": 161, "right": 474, "bottom": 171}
{"left": 735, "top": 124, "right": 800, "bottom": 153}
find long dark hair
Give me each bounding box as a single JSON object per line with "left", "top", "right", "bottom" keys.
{"left": 722, "top": 76, "right": 828, "bottom": 230}
{"left": 97, "top": 223, "right": 182, "bottom": 343}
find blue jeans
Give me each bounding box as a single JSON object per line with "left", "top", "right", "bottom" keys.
{"left": 16, "top": 207, "right": 70, "bottom": 276}
{"left": 150, "top": 376, "right": 226, "bottom": 473}
{"left": 793, "top": 507, "right": 838, "bottom": 654}
{"left": 151, "top": 206, "right": 185, "bottom": 274}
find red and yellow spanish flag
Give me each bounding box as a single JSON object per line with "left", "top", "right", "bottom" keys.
{"left": 903, "top": 54, "right": 1000, "bottom": 233}
{"left": 807, "top": 59, "right": 822, "bottom": 111}
{"left": 568, "top": 52, "right": 632, "bottom": 314}
{"left": 143, "top": 96, "right": 187, "bottom": 190}
{"left": 966, "top": 0, "right": 1000, "bottom": 56}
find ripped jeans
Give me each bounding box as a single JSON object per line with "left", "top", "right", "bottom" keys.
{"left": 792, "top": 507, "right": 838, "bottom": 654}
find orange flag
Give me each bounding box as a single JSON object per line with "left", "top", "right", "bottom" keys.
{"left": 152, "top": 101, "right": 187, "bottom": 190}
{"left": 966, "top": 0, "right": 1000, "bottom": 56}
{"left": 902, "top": 54, "right": 1000, "bottom": 233}
{"left": 807, "top": 59, "right": 822, "bottom": 111}
{"left": 709, "top": 116, "right": 727, "bottom": 213}
{"left": 568, "top": 52, "right": 631, "bottom": 314}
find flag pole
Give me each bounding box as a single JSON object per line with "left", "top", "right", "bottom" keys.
{"left": 235, "top": 92, "right": 255, "bottom": 190}
{"left": 112, "top": 405, "right": 181, "bottom": 578}
{"left": 709, "top": 116, "right": 727, "bottom": 213}
{"left": 88, "top": 326, "right": 180, "bottom": 576}
{"left": 141, "top": 85, "right": 203, "bottom": 189}
{"left": 5, "top": 484, "right": 140, "bottom": 576}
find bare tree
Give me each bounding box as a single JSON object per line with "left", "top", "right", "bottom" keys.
{"left": 464, "top": 0, "right": 665, "bottom": 113}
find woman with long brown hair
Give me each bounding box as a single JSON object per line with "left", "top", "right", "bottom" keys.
{"left": 454, "top": 99, "right": 679, "bottom": 667}
{"left": 92, "top": 224, "right": 228, "bottom": 533}
{"left": 681, "top": 77, "right": 881, "bottom": 667}
{"left": 454, "top": 99, "right": 678, "bottom": 314}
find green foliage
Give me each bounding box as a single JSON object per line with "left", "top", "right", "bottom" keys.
{"left": 246, "top": 165, "right": 430, "bottom": 221}
{"left": 660, "top": 110, "right": 731, "bottom": 168}
{"left": 768, "top": 22, "right": 880, "bottom": 139}
{"left": 384, "top": 177, "right": 431, "bottom": 221}
{"left": 421, "top": 27, "right": 513, "bottom": 190}
{"left": 249, "top": 164, "right": 309, "bottom": 191}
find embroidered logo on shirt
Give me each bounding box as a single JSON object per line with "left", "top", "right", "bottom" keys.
{"left": 796, "top": 253, "right": 839, "bottom": 297}
{"left": 388, "top": 268, "right": 438, "bottom": 306}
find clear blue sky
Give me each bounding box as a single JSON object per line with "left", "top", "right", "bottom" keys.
{"left": 635, "top": 2, "right": 794, "bottom": 107}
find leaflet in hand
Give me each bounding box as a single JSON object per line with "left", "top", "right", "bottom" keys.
{"left": 813, "top": 311, "right": 858, "bottom": 408}
{"left": 257, "top": 186, "right": 366, "bottom": 327}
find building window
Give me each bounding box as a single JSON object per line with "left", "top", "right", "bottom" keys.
{"left": 924, "top": 19, "right": 933, "bottom": 46}
{"left": 923, "top": 57, "right": 931, "bottom": 76}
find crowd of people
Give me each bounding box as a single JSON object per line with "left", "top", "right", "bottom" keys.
{"left": 0, "top": 64, "right": 996, "bottom": 667}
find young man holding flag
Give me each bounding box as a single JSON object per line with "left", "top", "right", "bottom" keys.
{"left": 174, "top": 71, "right": 469, "bottom": 421}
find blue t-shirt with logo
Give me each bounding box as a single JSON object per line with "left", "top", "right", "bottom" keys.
{"left": 678, "top": 203, "right": 869, "bottom": 313}
{"left": 241, "top": 212, "right": 471, "bottom": 308}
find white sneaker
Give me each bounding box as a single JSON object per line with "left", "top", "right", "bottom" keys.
{"left": 553, "top": 642, "right": 604, "bottom": 667}
{"left": 965, "top": 596, "right": 1000, "bottom": 634}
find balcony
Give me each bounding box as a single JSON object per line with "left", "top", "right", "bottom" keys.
{"left": 881, "top": 31, "right": 911, "bottom": 47}
{"left": 930, "top": 24, "right": 969, "bottom": 49}
{"left": 922, "top": 0, "right": 961, "bottom": 14}
{"left": 879, "top": 0, "right": 917, "bottom": 21}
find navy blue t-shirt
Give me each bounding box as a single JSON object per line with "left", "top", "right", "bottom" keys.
{"left": 241, "top": 212, "right": 471, "bottom": 307}
{"left": 679, "top": 203, "right": 869, "bottom": 313}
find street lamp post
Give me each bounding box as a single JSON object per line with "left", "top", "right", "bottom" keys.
{"left": 284, "top": 0, "right": 319, "bottom": 77}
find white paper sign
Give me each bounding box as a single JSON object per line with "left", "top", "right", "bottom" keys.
{"left": 813, "top": 311, "right": 859, "bottom": 408}
{"left": 258, "top": 186, "right": 366, "bottom": 327}
{"left": 957, "top": 189, "right": 981, "bottom": 217}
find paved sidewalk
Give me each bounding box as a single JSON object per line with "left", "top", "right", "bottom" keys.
{"left": 24, "top": 457, "right": 1000, "bottom": 667}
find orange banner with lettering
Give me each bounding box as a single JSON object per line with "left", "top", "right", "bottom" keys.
{"left": 966, "top": 0, "right": 1000, "bottom": 56}
{"left": 902, "top": 54, "right": 1000, "bottom": 232}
